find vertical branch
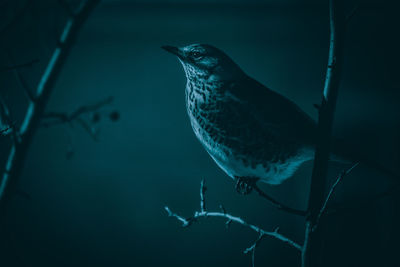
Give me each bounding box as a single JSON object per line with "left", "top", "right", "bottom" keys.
{"left": 0, "top": 0, "right": 100, "bottom": 215}
{"left": 301, "top": 0, "right": 345, "bottom": 267}
{"left": 200, "top": 179, "right": 206, "bottom": 212}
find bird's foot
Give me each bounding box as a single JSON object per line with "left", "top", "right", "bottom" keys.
{"left": 235, "top": 177, "right": 259, "bottom": 195}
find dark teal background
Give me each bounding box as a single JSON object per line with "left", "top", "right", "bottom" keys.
{"left": 0, "top": 0, "right": 399, "bottom": 266}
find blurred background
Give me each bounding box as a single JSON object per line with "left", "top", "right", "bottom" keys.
{"left": 0, "top": 0, "right": 399, "bottom": 266}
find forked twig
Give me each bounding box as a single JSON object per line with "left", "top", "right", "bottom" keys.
{"left": 165, "top": 180, "right": 302, "bottom": 267}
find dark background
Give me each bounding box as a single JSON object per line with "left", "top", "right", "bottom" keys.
{"left": 0, "top": 0, "right": 399, "bottom": 266}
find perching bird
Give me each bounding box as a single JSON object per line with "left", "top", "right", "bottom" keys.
{"left": 162, "top": 44, "right": 395, "bottom": 193}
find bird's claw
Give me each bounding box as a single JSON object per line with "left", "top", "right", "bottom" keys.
{"left": 235, "top": 177, "right": 258, "bottom": 195}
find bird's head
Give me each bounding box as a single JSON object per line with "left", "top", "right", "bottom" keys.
{"left": 162, "top": 44, "right": 245, "bottom": 82}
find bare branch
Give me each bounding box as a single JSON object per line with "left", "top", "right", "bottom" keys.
{"left": 165, "top": 207, "right": 302, "bottom": 250}
{"left": 41, "top": 96, "right": 114, "bottom": 127}
{"left": 76, "top": 117, "right": 99, "bottom": 141}
{"left": 0, "top": 0, "right": 101, "bottom": 214}
{"left": 12, "top": 66, "right": 37, "bottom": 102}
{"left": 200, "top": 179, "right": 206, "bottom": 212}
{"left": 253, "top": 184, "right": 306, "bottom": 216}
{"left": 0, "top": 59, "right": 39, "bottom": 72}
{"left": 244, "top": 233, "right": 263, "bottom": 267}
{"left": 345, "top": 4, "right": 359, "bottom": 23}
{"left": 6, "top": 51, "right": 37, "bottom": 102}
{"left": 0, "top": 96, "right": 13, "bottom": 126}
{"left": 302, "top": 0, "right": 345, "bottom": 266}
{"left": 58, "top": 0, "right": 76, "bottom": 17}
{"left": 165, "top": 180, "right": 302, "bottom": 266}
{"left": 164, "top": 207, "right": 192, "bottom": 227}
{"left": 40, "top": 96, "right": 113, "bottom": 141}
{"left": 313, "top": 162, "right": 359, "bottom": 228}
{"left": 0, "top": 126, "right": 12, "bottom": 136}
{"left": 0, "top": 95, "right": 19, "bottom": 144}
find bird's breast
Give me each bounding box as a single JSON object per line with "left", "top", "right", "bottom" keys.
{"left": 184, "top": 80, "right": 313, "bottom": 185}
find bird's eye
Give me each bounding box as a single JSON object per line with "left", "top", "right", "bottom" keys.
{"left": 191, "top": 51, "right": 203, "bottom": 60}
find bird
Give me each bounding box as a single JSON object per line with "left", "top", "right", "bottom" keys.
{"left": 162, "top": 44, "right": 395, "bottom": 194}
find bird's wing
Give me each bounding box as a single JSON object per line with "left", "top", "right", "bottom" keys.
{"left": 227, "top": 75, "right": 317, "bottom": 145}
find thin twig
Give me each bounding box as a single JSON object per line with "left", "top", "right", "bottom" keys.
{"left": 253, "top": 184, "right": 306, "bottom": 217}
{"left": 58, "top": 0, "right": 76, "bottom": 17}
{"left": 13, "top": 67, "right": 36, "bottom": 102}
{"left": 345, "top": 4, "right": 359, "bottom": 23}
{"left": 313, "top": 162, "right": 359, "bottom": 228}
{"left": 0, "top": 96, "right": 19, "bottom": 144}
{"left": 40, "top": 97, "right": 112, "bottom": 141}
{"left": 244, "top": 232, "right": 268, "bottom": 267}
{"left": 41, "top": 96, "right": 113, "bottom": 127}
{"left": 76, "top": 117, "right": 99, "bottom": 141}
{"left": 165, "top": 207, "right": 192, "bottom": 227}
{"left": 0, "top": 59, "right": 39, "bottom": 72}
{"left": 6, "top": 51, "right": 37, "bottom": 101}
{"left": 0, "top": 126, "right": 12, "bottom": 136}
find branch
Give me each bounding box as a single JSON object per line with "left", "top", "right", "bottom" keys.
{"left": 302, "top": 0, "right": 345, "bottom": 266}
{"left": 165, "top": 180, "right": 302, "bottom": 267}
{"left": 0, "top": 96, "right": 19, "bottom": 144}
{"left": 11, "top": 64, "right": 37, "bottom": 102}
{"left": 345, "top": 4, "right": 359, "bottom": 23}
{"left": 42, "top": 96, "right": 113, "bottom": 126}
{"left": 40, "top": 96, "right": 114, "bottom": 141}
{"left": 58, "top": 0, "right": 76, "bottom": 17}
{"left": 0, "top": 0, "right": 100, "bottom": 215}
{"left": 200, "top": 179, "right": 206, "bottom": 212}
{"left": 313, "top": 162, "right": 359, "bottom": 228}
{"left": 0, "top": 126, "right": 12, "bottom": 136}
{"left": 0, "top": 59, "right": 40, "bottom": 72}
{"left": 252, "top": 184, "right": 306, "bottom": 216}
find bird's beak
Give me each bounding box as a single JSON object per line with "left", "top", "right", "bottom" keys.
{"left": 162, "top": 45, "right": 184, "bottom": 59}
